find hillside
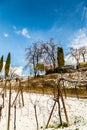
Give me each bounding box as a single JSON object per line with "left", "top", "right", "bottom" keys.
{"left": 19, "top": 71, "right": 87, "bottom": 98}
{"left": 0, "top": 71, "right": 87, "bottom": 98}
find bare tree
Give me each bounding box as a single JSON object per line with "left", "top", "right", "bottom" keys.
{"left": 9, "top": 67, "right": 18, "bottom": 78}
{"left": 41, "top": 38, "right": 57, "bottom": 70}
{"left": 79, "top": 46, "right": 87, "bottom": 62}
{"left": 25, "top": 42, "right": 42, "bottom": 77}
{"left": 69, "top": 47, "right": 80, "bottom": 68}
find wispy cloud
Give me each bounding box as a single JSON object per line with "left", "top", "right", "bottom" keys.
{"left": 76, "top": 1, "right": 84, "bottom": 14}
{"left": 13, "top": 26, "right": 31, "bottom": 39}
{"left": 65, "top": 28, "right": 87, "bottom": 65}
{"left": 3, "top": 33, "right": 9, "bottom": 38}
{"left": 69, "top": 28, "right": 87, "bottom": 49}
{"left": 65, "top": 54, "right": 77, "bottom": 65}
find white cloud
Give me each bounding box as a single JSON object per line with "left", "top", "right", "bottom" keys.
{"left": 69, "top": 28, "right": 87, "bottom": 49}
{"left": 10, "top": 66, "right": 23, "bottom": 76}
{"left": 4, "top": 33, "right": 9, "bottom": 38}
{"left": 21, "top": 28, "right": 31, "bottom": 39}
{"left": 13, "top": 26, "right": 31, "bottom": 39}
{"left": 0, "top": 62, "right": 23, "bottom": 76}
{"left": 65, "top": 28, "right": 87, "bottom": 66}
{"left": 65, "top": 54, "right": 77, "bottom": 66}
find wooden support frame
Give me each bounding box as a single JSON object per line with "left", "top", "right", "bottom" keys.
{"left": 45, "top": 79, "right": 69, "bottom": 128}
{"left": 11, "top": 78, "right": 24, "bottom": 107}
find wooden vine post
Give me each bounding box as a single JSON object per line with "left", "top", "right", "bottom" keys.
{"left": 14, "top": 105, "right": 16, "bottom": 130}
{"left": 7, "top": 79, "right": 11, "bottom": 130}
{"left": 11, "top": 78, "right": 24, "bottom": 107}
{"left": 57, "top": 79, "right": 69, "bottom": 126}
{"left": 0, "top": 105, "right": 3, "bottom": 121}
{"left": 45, "top": 78, "right": 69, "bottom": 128}
{"left": 2, "top": 93, "right": 4, "bottom": 108}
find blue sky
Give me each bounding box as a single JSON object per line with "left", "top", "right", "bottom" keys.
{"left": 0, "top": 0, "right": 87, "bottom": 75}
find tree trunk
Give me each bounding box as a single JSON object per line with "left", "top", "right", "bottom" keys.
{"left": 82, "top": 54, "right": 85, "bottom": 62}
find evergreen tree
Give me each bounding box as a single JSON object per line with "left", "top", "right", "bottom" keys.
{"left": 0, "top": 55, "right": 3, "bottom": 72}
{"left": 57, "top": 47, "right": 64, "bottom": 67}
{"left": 5, "top": 52, "right": 11, "bottom": 78}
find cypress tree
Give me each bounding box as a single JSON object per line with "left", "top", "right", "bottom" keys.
{"left": 5, "top": 52, "right": 11, "bottom": 78}
{"left": 57, "top": 47, "right": 64, "bottom": 67}
{"left": 0, "top": 55, "right": 3, "bottom": 72}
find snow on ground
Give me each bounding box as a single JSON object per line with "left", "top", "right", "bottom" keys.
{"left": 0, "top": 89, "right": 87, "bottom": 130}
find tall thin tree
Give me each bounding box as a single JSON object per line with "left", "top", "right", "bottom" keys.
{"left": 5, "top": 52, "right": 11, "bottom": 78}
{"left": 57, "top": 47, "right": 64, "bottom": 67}
{"left": 0, "top": 55, "right": 3, "bottom": 72}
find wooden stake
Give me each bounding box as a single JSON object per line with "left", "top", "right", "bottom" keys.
{"left": 57, "top": 90, "right": 62, "bottom": 125}
{"left": 45, "top": 101, "right": 56, "bottom": 128}
{"left": 58, "top": 80, "right": 69, "bottom": 127}
{"left": 2, "top": 93, "right": 4, "bottom": 108}
{"left": 11, "top": 78, "right": 24, "bottom": 107}
{"left": 7, "top": 80, "right": 11, "bottom": 130}
{"left": 34, "top": 105, "right": 39, "bottom": 130}
{"left": 0, "top": 106, "right": 2, "bottom": 121}
{"left": 14, "top": 105, "right": 16, "bottom": 130}
{"left": 46, "top": 79, "right": 69, "bottom": 128}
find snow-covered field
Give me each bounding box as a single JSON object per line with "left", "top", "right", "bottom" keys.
{"left": 0, "top": 90, "right": 87, "bottom": 130}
